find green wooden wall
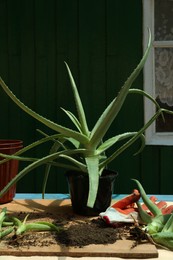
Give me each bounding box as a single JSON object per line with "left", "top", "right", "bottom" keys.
{"left": 0, "top": 0, "right": 172, "bottom": 195}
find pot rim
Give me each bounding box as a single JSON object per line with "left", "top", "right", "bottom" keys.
{"left": 0, "top": 140, "right": 23, "bottom": 146}
{"left": 66, "top": 169, "right": 118, "bottom": 179}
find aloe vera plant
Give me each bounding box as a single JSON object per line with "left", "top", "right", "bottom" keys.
{"left": 0, "top": 30, "right": 173, "bottom": 208}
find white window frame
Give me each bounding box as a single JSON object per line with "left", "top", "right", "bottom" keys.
{"left": 143, "top": 0, "right": 173, "bottom": 145}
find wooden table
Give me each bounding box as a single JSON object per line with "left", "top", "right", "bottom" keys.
{"left": 0, "top": 194, "right": 173, "bottom": 259}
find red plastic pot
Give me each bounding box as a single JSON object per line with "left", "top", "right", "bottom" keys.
{"left": 0, "top": 140, "right": 23, "bottom": 204}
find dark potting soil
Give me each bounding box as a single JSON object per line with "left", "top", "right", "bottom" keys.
{"left": 56, "top": 218, "right": 121, "bottom": 247}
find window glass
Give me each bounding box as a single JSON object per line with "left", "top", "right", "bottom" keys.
{"left": 143, "top": 0, "right": 173, "bottom": 144}
{"left": 155, "top": 0, "right": 173, "bottom": 41}
{"left": 155, "top": 48, "right": 173, "bottom": 107}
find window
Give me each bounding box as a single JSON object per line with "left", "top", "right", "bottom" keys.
{"left": 143, "top": 0, "right": 173, "bottom": 145}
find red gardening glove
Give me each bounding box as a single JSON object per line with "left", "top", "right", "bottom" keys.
{"left": 100, "top": 189, "right": 141, "bottom": 225}
{"left": 100, "top": 192, "right": 173, "bottom": 226}
{"left": 161, "top": 205, "right": 173, "bottom": 214}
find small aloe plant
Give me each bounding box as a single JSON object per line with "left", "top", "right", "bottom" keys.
{"left": 0, "top": 29, "right": 173, "bottom": 208}
{"left": 0, "top": 207, "right": 60, "bottom": 238}
{"left": 133, "top": 179, "right": 173, "bottom": 250}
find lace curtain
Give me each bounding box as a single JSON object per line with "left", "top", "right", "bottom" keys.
{"left": 155, "top": 0, "right": 173, "bottom": 106}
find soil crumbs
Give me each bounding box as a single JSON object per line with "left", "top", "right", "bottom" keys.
{"left": 3, "top": 212, "right": 148, "bottom": 249}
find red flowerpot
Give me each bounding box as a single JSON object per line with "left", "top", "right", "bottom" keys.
{"left": 0, "top": 140, "right": 23, "bottom": 204}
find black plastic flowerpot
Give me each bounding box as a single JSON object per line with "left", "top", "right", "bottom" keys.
{"left": 66, "top": 169, "right": 118, "bottom": 216}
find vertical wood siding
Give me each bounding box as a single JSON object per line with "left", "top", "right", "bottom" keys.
{"left": 0, "top": 0, "right": 172, "bottom": 195}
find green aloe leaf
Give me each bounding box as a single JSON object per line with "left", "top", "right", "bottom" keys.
{"left": 0, "top": 153, "right": 37, "bottom": 162}
{"left": 65, "top": 62, "right": 89, "bottom": 136}
{"left": 85, "top": 156, "right": 100, "bottom": 208}
{"left": 0, "top": 77, "right": 89, "bottom": 145}
{"left": 61, "top": 107, "right": 82, "bottom": 132}
{"left": 0, "top": 133, "right": 65, "bottom": 165}
{"left": 161, "top": 214, "right": 173, "bottom": 233}
{"left": 129, "top": 88, "right": 165, "bottom": 121}
{"left": 147, "top": 214, "right": 171, "bottom": 234}
{"left": 42, "top": 142, "right": 61, "bottom": 199}
{"left": 59, "top": 154, "right": 87, "bottom": 171}
{"left": 97, "top": 132, "right": 140, "bottom": 154}
{"left": 132, "top": 179, "right": 162, "bottom": 217}
{"left": 89, "top": 29, "right": 151, "bottom": 148}
{"left": 37, "top": 129, "right": 80, "bottom": 149}
{"left": 37, "top": 129, "right": 67, "bottom": 150}
{"left": 151, "top": 232, "right": 173, "bottom": 250}
{"left": 99, "top": 108, "right": 171, "bottom": 168}
{"left": 136, "top": 201, "right": 153, "bottom": 224}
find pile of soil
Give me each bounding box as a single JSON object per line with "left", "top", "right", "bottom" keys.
{"left": 56, "top": 218, "right": 122, "bottom": 247}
